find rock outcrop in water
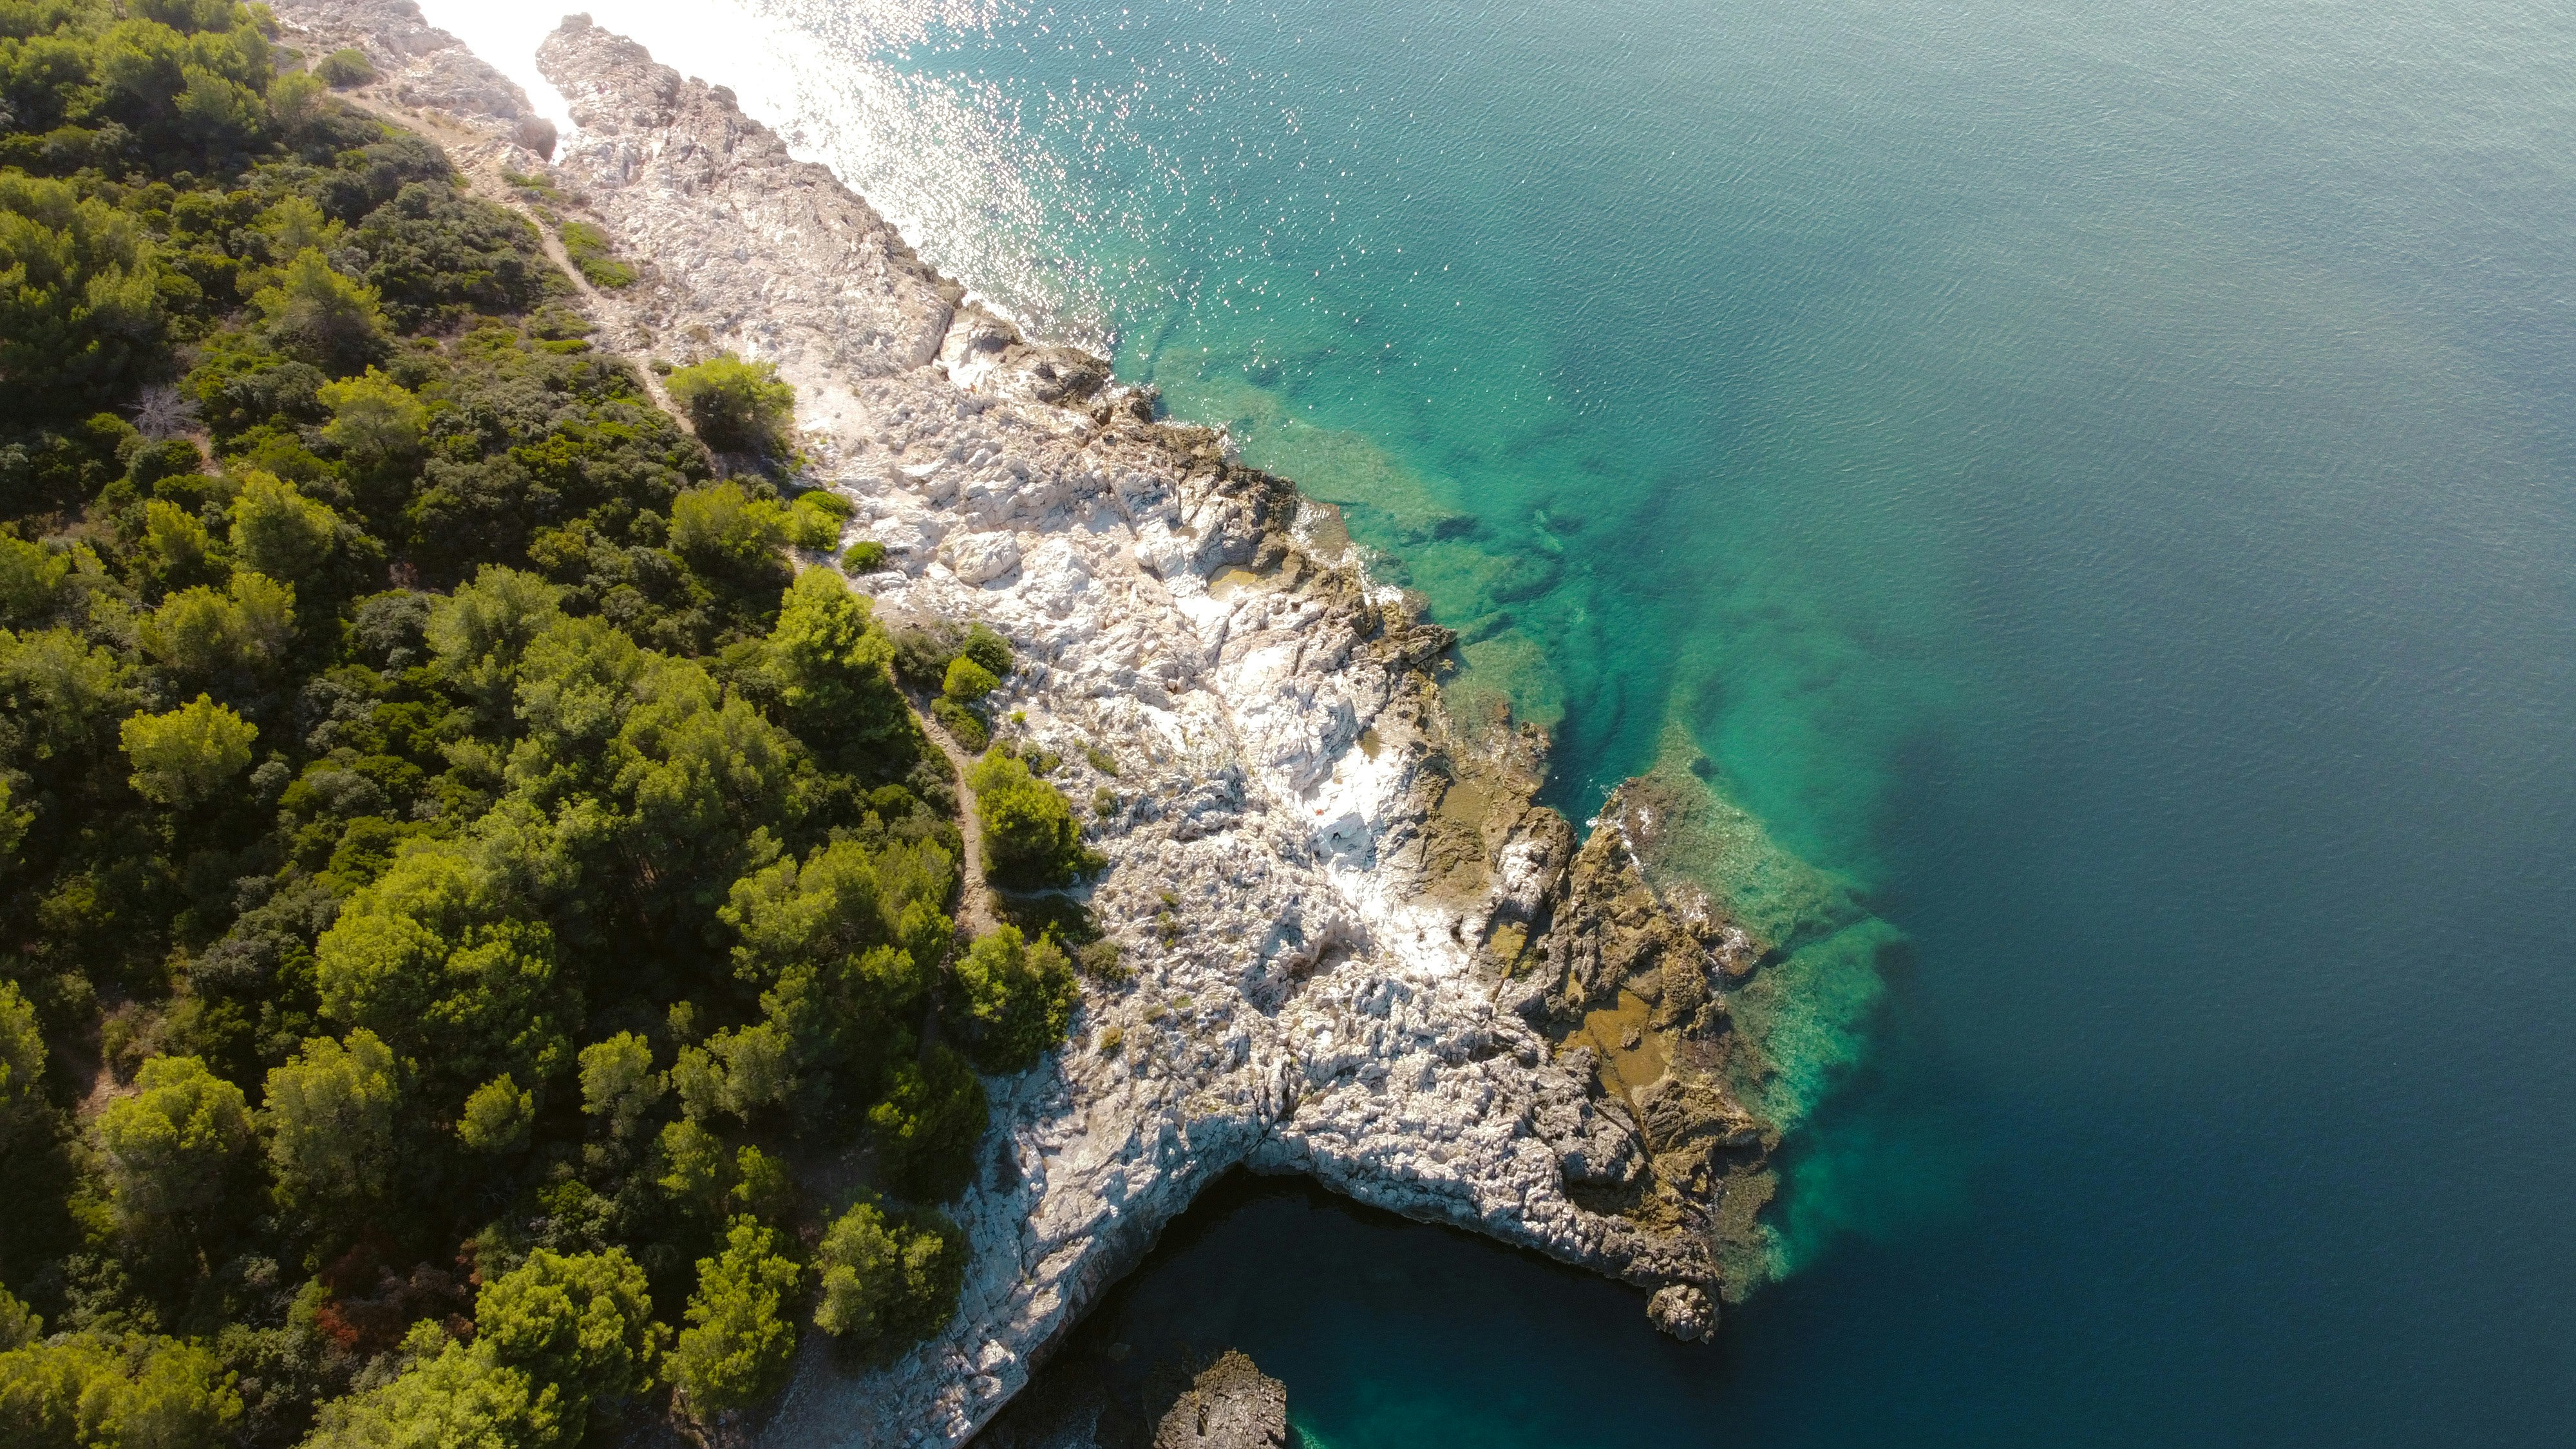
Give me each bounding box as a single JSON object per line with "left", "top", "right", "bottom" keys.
{"left": 269, "top": 4, "right": 1785, "bottom": 1441}
{"left": 1152, "top": 1352, "right": 1289, "bottom": 1449}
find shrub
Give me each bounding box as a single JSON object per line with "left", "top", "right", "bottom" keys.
{"left": 314, "top": 48, "right": 375, "bottom": 88}
{"left": 942, "top": 654, "right": 998, "bottom": 705}
{"left": 343, "top": 182, "right": 555, "bottom": 328}
{"left": 558, "top": 222, "right": 634, "bottom": 289}
{"left": 784, "top": 489, "right": 848, "bottom": 550}
{"left": 665, "top": 354, "right": 795, "bottom": 457}
{"left": 931, "top": 696, "right": 988, "bottom": 752}
{"left": 960, "top": 621, "right": 1012, "bottom": 677}
{"left": 1075, "top": 938, "right": 1129, "bottom": 985}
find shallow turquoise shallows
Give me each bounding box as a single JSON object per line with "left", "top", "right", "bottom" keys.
{"left": 571, "top": 0, "right": 2576, "bottom": 1440}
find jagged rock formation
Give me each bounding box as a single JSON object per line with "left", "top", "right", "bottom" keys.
{"left": 1152, "top": 1352, "right": 1288, "bottom": 1449}
{"left": 268, "top": 5, "right": 1781, "bottom": 1443}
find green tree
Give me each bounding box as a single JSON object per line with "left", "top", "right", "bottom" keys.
{"left": 90, "top": 1054, "right": 253, "bottom": 1242}
{"left": 473, "top": 1248, "right": 661, "bottom": 1441}
{"left": 263, "top": 1028, "right": 402, "bottom": 1221}
{"left": 667, "top": 1217, "right": 803, "bottom": 1423}
{"left": 318, "top": 367, "right": 426, "bottom": 468}
{"left": 812, "top": 1200, "right": 963, "bottom": 1349}
{"left": 0, "top": 174, "right": 163, "bottom": 405}
{"left": 1, "top": 627, "right": 136, "bottom": 765}
{"left": 866, "top": 1043, "right": 986, "bottom": 1202}
{"left": 313, "top": 841, "right": 573, "bottom": 1092}
{"left": 585, "top": 652, "right": 804, "bottom": 900}
{"left": 576, "top": 1032, "right": 663, "bottom": 1140}
{"left": 0, "top": 1332, "right": 243, "bottom": 1449}
{"left": 136, "top": 571, "right": 295, "bottom": 679}
{"left": 721, "top": 836, "right": 951, "bottom": 998}
{"left": 966, "top": 752, "right": 1088, "bottom": 887}
{"left": 253, "top": 249, "right": 387, "bottom": 375}
{"left": 951, "top": 925, "right": 1078, "bottom": 1074}
{"left": 653, "top": 1117, "right": 725, "bottom": 1208}
{"left": 0, "top": 981, "right": 46, "bottom": 1129}
{"left": 458, "top": 1073, "right": 533, "bottom": 1153}
{"left": 705, "top": 1022, "right": 793, "bottom": 1124}
{"left": 138, "top": 500, "right": 215, "bottom": 591}
{"left": 118, "top": 695, "right": 256, "bottom": 808}
{"left": 424, "top": 565, "right": 564, "bottom": 708}
{"left": 227, "top": 470, "right": 339, "bottom": 582}
{"left": 664, "top": 354, "right": 793, "bottom": 456}
{"left": 0, "top": 974, "right": 53, "bottom": 1155}
{"left": 0, "top": 1287, "right": 36, "bottom": 1352}
{"left": 667, "top": 481, "right": 791, "bottom": 573}
{"left": 764, "top": 567, "right": 903, "bottom": 743}
{"left": 0, "top": 533, "right": 68, "bottom": 624}
{"left": 301, "top": 1339, "right": 557, "bottom": 1449}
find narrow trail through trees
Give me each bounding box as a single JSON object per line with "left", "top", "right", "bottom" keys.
{"left": 908, "top": 690, "right": 998, "bottom": 938}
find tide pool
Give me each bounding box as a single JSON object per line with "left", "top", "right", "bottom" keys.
{"left": 422, "top": 0, "right": 2576, "bottom": 1440}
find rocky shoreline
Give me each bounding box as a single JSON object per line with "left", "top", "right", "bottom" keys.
{"left": 268, "top": 5, "right": 1784, "bottom": 1442}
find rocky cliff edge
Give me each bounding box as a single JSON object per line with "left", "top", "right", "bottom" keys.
{"left": 269, "top": 5, "right": 1774, "bottom": 1443}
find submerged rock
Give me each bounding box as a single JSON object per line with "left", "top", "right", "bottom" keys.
{"left": 1153, "top": 1352, "right": 1289, "bottom": 1449}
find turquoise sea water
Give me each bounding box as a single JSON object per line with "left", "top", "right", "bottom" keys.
{"left": 434, "top": 0, "right": 2576, "bottom": 1439}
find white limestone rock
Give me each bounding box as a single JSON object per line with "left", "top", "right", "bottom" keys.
{"left": 260, "top": 8, "right": 1736, "bottom": 1444}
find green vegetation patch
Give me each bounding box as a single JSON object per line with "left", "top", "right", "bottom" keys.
{"left": 0, "top": 12, "right": 986, "bottom": 1439}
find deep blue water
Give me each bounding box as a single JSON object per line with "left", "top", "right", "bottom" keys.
{"left": 435, "top": 0, "right": 2576, "bottom": 1440}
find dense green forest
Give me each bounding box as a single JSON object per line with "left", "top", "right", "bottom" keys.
{"left": 0, "top": 3, "right": 1097, "bottom": 1441}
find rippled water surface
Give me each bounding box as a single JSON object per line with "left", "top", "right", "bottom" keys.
{"left": 426, "top": 0, "right": 2576, "bottom": 1441}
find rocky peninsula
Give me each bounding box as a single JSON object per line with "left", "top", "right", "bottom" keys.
{"left": 269, "top": 4, "right": 1786, "bottom": 1441}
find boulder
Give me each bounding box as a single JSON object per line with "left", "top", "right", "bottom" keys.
{"left": 1153, "top": 1352, "right": 1288, "bottom": 1449}
{"left": 1647, "top": 1283, "right": 1717, "bottom": 1341}
{"left": 947, "top": 530, "right": 1023, "bottom": 585}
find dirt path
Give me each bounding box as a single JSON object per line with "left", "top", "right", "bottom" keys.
{"left": 911, "top": 694, "right": 998, "bottom": 938}
{"left": 336, "top": 91, "right": 682, "bottom": 416}
{"left": 339, "top": 97, "right": 1001, "bottom": 943}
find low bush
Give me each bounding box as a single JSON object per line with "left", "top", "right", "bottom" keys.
{"left": 666, "top": 353, "right": 795, "bottom": 457}
{"left": 315, "top": 49, "right": 375, "bottom": 88}
{"left": 967, "top": 752, "right": 1097, "bottom": 888}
